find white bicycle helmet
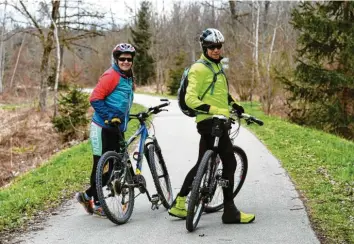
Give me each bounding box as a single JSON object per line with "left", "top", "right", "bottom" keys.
{"left": 112, "top": 43, "right": 136, "bottom": 59}
{"left": 199, "top": 28, "right": 225, "bottom": 47}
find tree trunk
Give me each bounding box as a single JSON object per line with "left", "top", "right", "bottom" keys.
{"left": 0, "top": 1, "right": 7, "bottom": 94}
{"left": 51, "top": 4, "right": 61, "bottom": 117}
{"left": 266, "top": 5, "right": 281, "bottom": 114}
{"left": 39, "top": 44, "right": 52, "bottom": 110}
{"left": 229, "top": 0, "right": 237, "bottom": 20}
{"left": 39, "top": 0, "right": 60, "bottom": 111}
{"left": 10, "top": 34, "right": 27, "bottom": 91}
{"left": 253, "top": 2, "right": 261, "bottom": 103}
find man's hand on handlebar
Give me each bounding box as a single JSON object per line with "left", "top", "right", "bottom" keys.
{"left": 232, "top": 103, "right": 245, "bottom": 116}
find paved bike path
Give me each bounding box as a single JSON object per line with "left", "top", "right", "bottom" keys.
{"left": 15, "top": 94, "right": 319, "bottom": 244}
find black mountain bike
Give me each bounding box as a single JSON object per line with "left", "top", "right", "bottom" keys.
{"left": 95, "top": 99, "right": 173, "bottom": 225}
{"left": 186, "top": 112, "right": 264, "bottom": 232}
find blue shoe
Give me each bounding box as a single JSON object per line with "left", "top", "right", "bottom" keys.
{"left": 93, "top": 205, "right": 106, "bottom": 217}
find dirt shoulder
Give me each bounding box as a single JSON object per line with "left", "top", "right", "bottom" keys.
{"left": 0, "top": 105, "right": 63, "bottom": 188}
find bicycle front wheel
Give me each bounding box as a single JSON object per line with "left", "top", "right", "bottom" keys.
{"left": 96, "top": 151, "right": 135, "bottom": 225}
{"left": 186, "top": 150, "right": 214, "bottom": 232}
{"left": 204, "top": 145, "right": 248, "bottom": 213}
{"left": 146, "top": 143, "right": 173, "bottom": 209}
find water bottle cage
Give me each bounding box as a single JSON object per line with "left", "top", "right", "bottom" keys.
{"left": 133, "top": 152, "right": 142, "bottom": 161}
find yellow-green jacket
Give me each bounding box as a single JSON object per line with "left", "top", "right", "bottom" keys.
{"left": 185, "top": 54, "right": 238, "bottom": 123}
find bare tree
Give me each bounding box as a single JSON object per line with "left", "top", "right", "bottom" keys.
{"left": 9, "top": 34, "right": 26, "bottom": 91}
{"left": 265, "top": 3, "right": 281, "bottom": 114}
{"left": 41, "top": 0, "right": 61, "bottom": 116}
{"left": 248, "top": 1, "right": 261, "bottom": 102}
{"left": 5, "top": 0, "right": 108, "bottom": 111}
{"left": 0, "top": 0, "right": 7, "bottom": 93}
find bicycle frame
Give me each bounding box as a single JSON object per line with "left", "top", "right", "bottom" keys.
{"left": 204, "top": 116, "right": 234, "bottom": 199}
{"left": 203, "top": 113, "right": 263, "bottom": 199}
{"left": 124, "top": 122, "right": 151, "bottom": 175}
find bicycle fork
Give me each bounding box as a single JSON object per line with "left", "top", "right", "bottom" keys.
{"left": 212, "top": 136, "right": 229, "bottom": 189}
{"left": 123, "top": 138, "right": 161, "bottom": 211}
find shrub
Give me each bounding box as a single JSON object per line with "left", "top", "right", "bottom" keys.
{"left": 52, "top": 86, "right": 90, "bottom": 141}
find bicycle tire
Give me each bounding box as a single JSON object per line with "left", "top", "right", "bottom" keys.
{"left": 96, "top": 151, "right": 135, "bottom": 225}
{"left": 147, "top": 143, "right": 173, "bottom": 209}
{"left": 186, "top": 150, "right": 214, "bottom": 232}
{"left": 204, "top": 146, "right": 248, "bottom": 213}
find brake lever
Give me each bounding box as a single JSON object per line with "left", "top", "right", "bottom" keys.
{"left": 246, "top": 118, "right": 252, "bottom": 125}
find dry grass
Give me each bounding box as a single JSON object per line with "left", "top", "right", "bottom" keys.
{"left": 0, "top": 107, "right": 63, "bottom": 188}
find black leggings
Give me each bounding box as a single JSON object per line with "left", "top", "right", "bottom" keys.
{"left": 86, "top": 126, "right": 124, "bottom": 204}
{"left": 179, "top": 120, "right": 237, "bottom": 202}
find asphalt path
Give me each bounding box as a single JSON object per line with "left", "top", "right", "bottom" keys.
{"left": 14, "top": 94, "right": 320, "bottom": 244}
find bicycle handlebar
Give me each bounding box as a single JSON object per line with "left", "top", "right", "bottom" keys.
{"left": 229, "top": 110, "right": 264, "bottom": 126}
{"left": 129, "top": 99, "right": 170, "bottom": 121}
{"left": 149, "top": 101, "right": 169, "bottom": 111}
{"left": 240, "top": 113, "right": 264, "bottom": 126}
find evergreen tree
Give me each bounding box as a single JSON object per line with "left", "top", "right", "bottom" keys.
{"left": 52, "top": 86, "right": 90, "bottom": 141}
{"left": 167, "top": 52, "right": 187, "bottom": 95}
{"left": 282, "top": 1, "right": 354, "bottom": 139}
{"left": 130, "top": 1, "right": 155, "bottom": 86}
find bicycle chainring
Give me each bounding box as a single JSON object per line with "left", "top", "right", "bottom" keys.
{"left": 134, "top": 175, "right": 147, "bottom": 193}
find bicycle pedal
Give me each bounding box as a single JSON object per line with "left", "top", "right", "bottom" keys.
{"left": 218, "top": 179, "right": 229, "bottom": 188}
{"left": 151, "top": 194, "right": 159, "bottom": 203}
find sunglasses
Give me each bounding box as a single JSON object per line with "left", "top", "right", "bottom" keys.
{"left": 206, "top": 44, "right": 223, "bottom": 50}
{"left": 118, "top": 57, "right": 133, "bottom": 62}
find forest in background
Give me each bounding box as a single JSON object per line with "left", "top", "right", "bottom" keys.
{"left": 0, "top": 0, "right": 352, "bottom": 140}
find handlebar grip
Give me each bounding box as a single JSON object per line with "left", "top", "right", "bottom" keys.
{"left": 156, "top": 102, "right": 169, "bottom": 109}
{"left": 252, "top": 117, "right": 264, "bottom": 126}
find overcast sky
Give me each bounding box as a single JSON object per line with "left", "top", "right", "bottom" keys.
{"left": 0, "top": 0, "right": 214, "bottom": 28}
{"left": 99, "top": 0, "right": 211, "bottom": 24}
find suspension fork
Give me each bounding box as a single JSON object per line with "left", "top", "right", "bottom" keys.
{"left": 207, "top": 135, "right": 221, "bottom": 195}
{"left": 144, "top": 136, "right": 167, "bottom": 171}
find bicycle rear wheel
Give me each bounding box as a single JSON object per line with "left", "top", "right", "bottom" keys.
{"left": 204, "top": 146, "right": 248, "bottom": 213}
{"left": 146, "top": 142, "right": 173, "bottom": 209}
{"left": 96, "top": 151, "right": 135, "bottom": 225}
{"left": 186, "top": 150, "right": 214, "bottom": 232}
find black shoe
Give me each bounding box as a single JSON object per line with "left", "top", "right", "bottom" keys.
{"left": 222, "top": 201, "right": 255, "bottom": 224}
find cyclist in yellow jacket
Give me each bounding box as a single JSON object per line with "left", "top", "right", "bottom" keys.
{"left": 169, "top": 28, "right": 255, "bottom": 224}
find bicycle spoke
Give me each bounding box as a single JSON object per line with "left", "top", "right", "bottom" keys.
{"left": 203, "top": 146, "right": 248, "bottom": 213}
{"left": 96, "top": 152, "right": 135, "bottom": 225}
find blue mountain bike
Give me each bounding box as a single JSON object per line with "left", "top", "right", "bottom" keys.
{"left": 95, "top": 99, "right": 173, "bottom": 225}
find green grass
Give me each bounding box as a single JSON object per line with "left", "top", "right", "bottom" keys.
{"left": 0, "top": 103, "right": 146, "bottom": 232}
{"left": 242, "top": 102, "right": 354, "bottom": 244}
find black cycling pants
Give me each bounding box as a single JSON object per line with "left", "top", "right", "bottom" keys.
{"left": 86, "top": 123, "right": 124, "bottom": 204}
{"left": 179, "top": 120, "right": 237, "bottom": 202}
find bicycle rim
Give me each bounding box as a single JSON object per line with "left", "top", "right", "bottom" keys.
{"left": 204, "top": 146, "right": 248, "bottom": 213}
{"left": 186, "top": 150, "right": 213, "bottom": 232}
{"left": 96, "top": 151, "right": 135, "bottom": 225}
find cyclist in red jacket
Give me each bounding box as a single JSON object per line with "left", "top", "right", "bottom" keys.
{"left": 75, "top": 43, "right": 136, "bottom": 217}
